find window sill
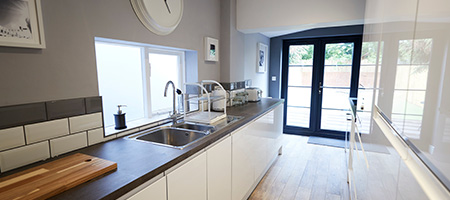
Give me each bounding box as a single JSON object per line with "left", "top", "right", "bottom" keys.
{"left": 104, "top": 115, "right": 171, "bottom": 137}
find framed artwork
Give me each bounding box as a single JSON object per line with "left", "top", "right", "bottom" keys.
{"left": 257, "top": 43, "right": 268, "bottom": 73}
{"left": 0, "top": 0, "right": 46, "bottom": 49}
{"left": 205, "top": 37, "right": 219, "bottom": 62}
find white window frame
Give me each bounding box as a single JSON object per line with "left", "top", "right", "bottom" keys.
{"left": 145, "top": 48, "right": 186, "bottom": 118}
{"left": 94, "top": 37, "right": 186, "bottom": 126}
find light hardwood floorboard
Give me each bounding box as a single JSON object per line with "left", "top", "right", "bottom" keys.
{"left": 249, "top": 134, "right": 349, "bottom": 200}
{"left": 249, "top": 134, "right": 425, "bottom": 200}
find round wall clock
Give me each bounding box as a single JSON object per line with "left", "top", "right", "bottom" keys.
{"left": 130, "top": 0, "right": 184, "bottom": 35}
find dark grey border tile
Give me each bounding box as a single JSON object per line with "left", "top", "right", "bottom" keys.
{"left": 46, "top": 98, "right": 86, "bottom": 120}
{"left": 236, "top": 81, "right": 246, "bottom": 89}
{"left": 86, "top": 96, "right": 103, "bottom": 114}
{"left": 220, "top": 82, "right": 231, "bottom": 90}
{"left": 0, "top": 103, "right": 47, "bottom": 129}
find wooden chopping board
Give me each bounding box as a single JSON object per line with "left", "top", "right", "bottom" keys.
{"left": 0, "top": 153, "right": 117, "bottom": 200}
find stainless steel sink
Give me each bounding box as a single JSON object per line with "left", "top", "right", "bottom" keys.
{"left": 172, "top": 122, "right": 216, "bottom": 133}
{"left": 128, "top": 127, "right": 208, "bottom": 149}
{"left": 127, "top": 115, "right": 243, "bottom": 149}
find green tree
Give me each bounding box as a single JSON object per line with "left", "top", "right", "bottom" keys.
{"left": 288, "top": 43, "right": 356, "bottom": 66}
{"left": 289, "top": 45, "right": 313, "bottom": 65}
{"left": 324, "top": 43, "right": 354, "bottom": 65}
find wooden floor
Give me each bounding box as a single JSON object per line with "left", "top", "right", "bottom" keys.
{"left": 249, "top": 134, "right": 350, "bottom": 200}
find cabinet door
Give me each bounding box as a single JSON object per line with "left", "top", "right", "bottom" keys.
{"left": 249, "top": 117, "right": 269, "bottom": 180}
{"left": 207, "top": 136, "right": 232, "bottom": 200}
{"left": 167, "top": 152, "right": 207, "bottom": 200}
{"left": 251, "top": 104, "right": 284, "bottom": 179}
{"left": 128, "top": 176, "right": 167, "bottom": 200}
{"left": 232, "top": 125, "right": 255, "bottom": 200}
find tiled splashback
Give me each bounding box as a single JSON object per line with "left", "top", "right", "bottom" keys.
{"left": 0, "top": 97, "right": 110, "bottom": 172}
{"left": 220, "top": 80, "right": 251, "bottom": 91}
{"left": 184, "top": 80, "right": 251, "bottom": 95}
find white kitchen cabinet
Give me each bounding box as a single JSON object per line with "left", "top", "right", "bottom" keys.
{"left": 356, "top": 0, "right": 450, "bottom": 198}
{"left": 232, "top": 125, "right": 255, "bottom": 200}
{"left": 124, "top": 103, "right": 284, "bottom": 200}
{"left": 250, "top": 106, "right": 283, "bottom": 180}
{"left": 167, "top": 152, "right": 207, "bottom": 200}
{"left": 232, "top": 103, "right": 284, "bottom": 200}
{"left": 207, "top": 136, "right": 232, "bottom": 200}
{"left": 127, "top": 175, "right": 167, "bottom": 200}
{"left": 252, "top": 134, "right": 268, "bottom": 181}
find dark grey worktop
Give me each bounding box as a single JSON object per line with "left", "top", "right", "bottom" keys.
{"left": 1, "top": 98, "right": 283, "bottom": 200}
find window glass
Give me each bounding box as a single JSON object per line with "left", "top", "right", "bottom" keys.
{"left": 95, "top": 40, "right": 185, "bottom": 129}
{"left": 149, "top": 52, "right": 182, "bottom": 115}
{"left": 95, "top": 42, "right": 145, "bottom": 127}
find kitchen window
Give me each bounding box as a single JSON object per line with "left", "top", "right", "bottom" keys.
{"left": 94, "top": 38, "right": 185, "bottom": 129}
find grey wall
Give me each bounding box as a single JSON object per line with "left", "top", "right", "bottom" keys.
{"left": 244, "top": 33, "right": 270, "bottom": 96}
{"left": 268, "top": 25, "right": 364, "bottom": 98}
{"left": 220, "top": 0, "right": 245, "bottom": 82}
{"left": 0, "top": 0, "right": 221, "bottom": 107}
{"left": 220, "top": 0, "right": 231, "bottom": 82}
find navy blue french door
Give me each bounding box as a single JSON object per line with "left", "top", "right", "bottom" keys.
{"left": 281, "top": 36, "right": 362, "bottom": 139}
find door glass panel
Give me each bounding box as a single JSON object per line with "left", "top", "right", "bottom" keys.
{"left": 323, "top": 43, "right": 354, "bottom": 87}
{"left": 321, "top": 42, "right": 354, "bottom": 132}
{"left": 321, "top": 88, "right": 350, "bottom": 131}
{"left": 286, "top": 107, "right": 310, "bottom": 128}
{"left": 287, "top": 87, "right": 311, "bottom": 107}
{"left": 286, "top": 44, "right": 314, "bottom": 128}
{"left": 322, "top": 88, "right": 350, "bottom": 110}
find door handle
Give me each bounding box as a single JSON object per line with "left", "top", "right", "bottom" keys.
{"left": 318, "top": 81, "right": 323, "bottom": 94}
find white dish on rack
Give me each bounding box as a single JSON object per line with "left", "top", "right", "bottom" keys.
{"left": 184, "top": 111, "right": 226, "bottom": 124}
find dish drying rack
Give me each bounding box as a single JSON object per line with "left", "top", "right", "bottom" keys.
{"left": 183, "top": 80, "right": 227, "bottom": 124}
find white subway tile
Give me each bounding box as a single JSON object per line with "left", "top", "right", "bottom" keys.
{"left": 25, "top": 119, "right": 69, "bottom": 144}
{"left": 69, "top": 113, "right": 103, "bottom": 133}
{"left": 0, "top": 127, "right": 26, "bottom": 151}
{"left": 50, "top": 132, "right": 87, "bottom": 157}
{"left": 88, "top": 128, "right": 104, "bottom": 146}
{"left": 0, "top": 141, "right": 50, "bottom": 172}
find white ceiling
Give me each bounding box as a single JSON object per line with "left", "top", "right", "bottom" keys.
{"left": 236, "top": 0, "right": 366, "bottom": 38}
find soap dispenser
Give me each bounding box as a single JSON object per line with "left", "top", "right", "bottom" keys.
{"left": 114, "top": 105, "right": 127, "bottom": 130}
{"left": 176, "top": 89, "right": 184, "bottom": 114}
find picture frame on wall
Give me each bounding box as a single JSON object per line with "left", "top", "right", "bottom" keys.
{"left": 205, "top": 37, "right": 219, "bottom": 62}
{"left": 0, "top": 0, "right": 46, "bottom": 49}
{"left": 257, "top": 43, "right": 268, "bottom": 73}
